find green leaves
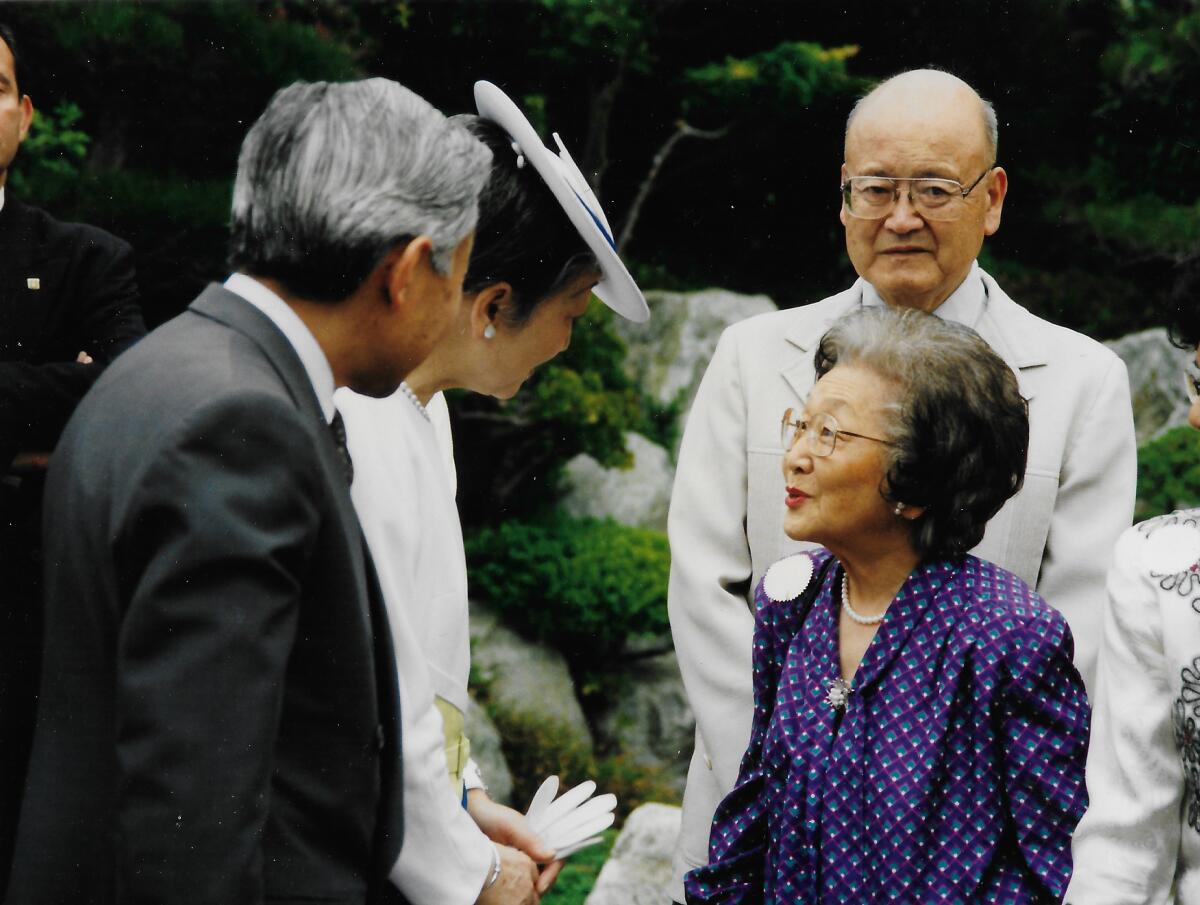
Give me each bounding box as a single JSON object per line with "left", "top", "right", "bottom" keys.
{"left": 683, "top": 41, "right": 867, "bottom": 122}
{"left": 9, "top": 102, "right": 89, "bottom": 197}
{"left": 1136, "top": 426, "right": 1200, "bottom": 520}
{"left": 534, "top": 0, "right": 656, "bottom": 73}
{"left": 465, "top": 513, "right": 670, "bottom": 664}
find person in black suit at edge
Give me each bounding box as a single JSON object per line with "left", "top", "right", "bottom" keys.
{"left": 6, "top": 76, "right": 493, "bottom": 905}
{"left": 0, "top": 22, "right": 146, "bottom": 894}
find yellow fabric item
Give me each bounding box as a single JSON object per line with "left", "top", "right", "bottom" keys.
{"left": 435, "top": 696, "right": 470, "bottom": 792}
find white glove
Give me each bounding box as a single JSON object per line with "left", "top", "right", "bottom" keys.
{"left": 524, "top": 775, "right": 617, "bottom": 859}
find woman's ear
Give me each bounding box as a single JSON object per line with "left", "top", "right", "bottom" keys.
{"left": 469, "top": 283, "right": 513, "bottom": 338}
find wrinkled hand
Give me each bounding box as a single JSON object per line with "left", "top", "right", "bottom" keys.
{"left": 76, "top": 350, "right": 93, "bottom": 364}
{"left": 468, "top": 789, "right": 564, "bottom": 895}
{"left": 475, "top": 844, "right": 541, "bottom": 905}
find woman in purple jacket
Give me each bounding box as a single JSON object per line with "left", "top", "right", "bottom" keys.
{"left": 685, "top": 307, "right": 1090, "bottom": 904}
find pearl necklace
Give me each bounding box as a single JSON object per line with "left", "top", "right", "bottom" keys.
{"left": 841, "top": 573, "right": 886, "bottom": 626}
{"left": 398, "top": 381, "right": 430, "bottom": 422}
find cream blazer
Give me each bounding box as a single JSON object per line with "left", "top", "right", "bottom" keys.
{"left": 1067, "top": 510, "right": 1200, "bottom": 905}
{"left": 666, "top": 268, "right": 1137, "bottom": 898}
{"left": 337, "top": 389, "right": 492, "bottom": 905}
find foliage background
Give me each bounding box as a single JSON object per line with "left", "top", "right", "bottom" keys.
{"left": 6, "top": 0, "right": 1194, "bottom": 520}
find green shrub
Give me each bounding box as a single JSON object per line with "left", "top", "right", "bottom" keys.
{"left": 486, "top": 705, "right": 597, "bottom": 815}
{"left": 465, "top": 515, "right": 670, "bottom": 667}
{"left": 1136, "top": 426, "right": 1200, "bottom": 520}
{"left": 485, "top": 704, "right": 679, "bottom": 824}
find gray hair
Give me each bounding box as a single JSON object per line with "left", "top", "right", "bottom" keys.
{"left": 814, "top": 307, "right": 1027, "bottom": 560}
{"left": 229, "top": 79, "right": 493, "bottom": 302}
{"left": 844, "top": 72, "right": 999, "bottom": 163}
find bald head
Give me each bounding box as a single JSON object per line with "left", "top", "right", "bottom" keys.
{"left": 845, "top": 70, "right": 997, "bottom": 163}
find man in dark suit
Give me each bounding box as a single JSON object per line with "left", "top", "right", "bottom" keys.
{"left": 7, "top": 78, "right": 492, "bottom": 905}
{"left": 0, "top": 22, "right": 145, "bottom": 892}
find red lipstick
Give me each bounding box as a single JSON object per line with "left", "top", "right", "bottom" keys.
{"left": 785, "top": 487, "right": 809, "bottom": 509}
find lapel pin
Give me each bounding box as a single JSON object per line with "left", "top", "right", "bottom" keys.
{"left": 762, "top": 553, "right": 816, "bottom": 603}
{"left": 26, "top": 277, "right": 40, "bottom": 290}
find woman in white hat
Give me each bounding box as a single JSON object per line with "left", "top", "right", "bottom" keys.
{"left": 335, "top": 83, "right": 648, "bottom": 905}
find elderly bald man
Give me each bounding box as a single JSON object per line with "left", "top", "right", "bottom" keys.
{"left": 667, "top": 68, "right": 1135, "bottom": 901}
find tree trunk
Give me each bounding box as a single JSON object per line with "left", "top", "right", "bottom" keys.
{"left": 580, "top": 58, "right": 627, "bottom": 195}
{"left": 618, "top": 120, "right": 728, "bottom": 254}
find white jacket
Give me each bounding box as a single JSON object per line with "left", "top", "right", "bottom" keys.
{"left": 337, "top": 388, "right": 493, "bottom": 905}
{"left": 666, "top": 266, "right": 1137, "bottom": 899}
{"left": 1067, "top": 510, "right": 1200, "bottom": 905}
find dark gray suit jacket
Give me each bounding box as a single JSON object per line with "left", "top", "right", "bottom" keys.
{"left": 7, "top": 284, "right": 404, "bottom": 905}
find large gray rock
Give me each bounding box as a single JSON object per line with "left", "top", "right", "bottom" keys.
{"left": 560, "top": 432, "right": 674, "bottom": 533}
{"left": 464, "top": 695, "right": 515, "bottom": 806}
{"left": 468, "top": 599, "right": 593, "bottom": 747}
{"left": 1106, "top": 327, "right": 1192, "bottom": 444}
{"left": 584, "top": 803, "right": 681, "bottom": 905}
{"left": 616, "top": 288, "right": 777, "bottom": 414}
{"left": 594, "top": 648, "right": 693, "bottom": 796}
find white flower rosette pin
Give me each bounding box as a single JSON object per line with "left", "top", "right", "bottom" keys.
{"left": 762, "top": 553, "right": 816, "bottom": 603}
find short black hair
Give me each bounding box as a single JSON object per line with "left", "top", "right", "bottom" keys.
{"left": 815, "top": 307, "right": 1029, "bottom": 561}
{"left": 0, "top": 22, "right": 22, "bottom": 95}
{"left": 455, "top": 115, "right": 600, "bottom": 324}
{"left": 1166, "top": 256, "right": 1200, "bottom": 350}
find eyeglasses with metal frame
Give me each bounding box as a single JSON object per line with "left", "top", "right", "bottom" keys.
{"left": 780, "top": 408, "right": 894, "bottom": 457}
{"left": 840, "top": 167, "right": 994, "bottom": 222}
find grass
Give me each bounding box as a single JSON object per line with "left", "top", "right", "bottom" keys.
{"left": 544, "top": 828, "right": 619, "bottom": 904}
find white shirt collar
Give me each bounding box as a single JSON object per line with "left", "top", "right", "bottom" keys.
{"left": 0, "top": 186, "right": 6, "bottom": 213}
{"left": 223, "top": 273, "right": 336, "bottom": 423}
{"left": 861, "top": 260, "right": 986, "bottom": 330}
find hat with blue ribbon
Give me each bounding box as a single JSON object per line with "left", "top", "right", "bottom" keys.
{"left": 474, "top": 80, "right": 650, "bottom": 324}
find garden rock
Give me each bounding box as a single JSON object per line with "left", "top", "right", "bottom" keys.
{"left": 560, "top": 432, "right": 674, "bottom": 533}
{"left": 468, "top": 599, "right": 593, "bottom": 747}
{"left": 616, "top": 288, "right": 777, "bottom": 417}
{"left": 584, "top": 802, "right": 682, "bottom": 905}
{"left": 594, "top": 648, "right": 693, "bottom": 796}
{"left": 1106, "top": 327, "right": 1192, "bottom": 444}
{"left": 464, "top": 695, "right": 515, "bottom": 806}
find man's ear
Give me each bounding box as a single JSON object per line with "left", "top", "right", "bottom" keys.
{"left": 983, "top": 167, "right": 1007, "bottom": 236}
{"left": 384, "top": 235, "right": 435, "bottom": 308}
{"left": 17, "top": 95, "right": 32, "bottom": 144}
{"left": 838, "top": 162, "right": 849, "bottom": 228}
{"left": 469, "top": 283, "right": 512, "bottom": 337}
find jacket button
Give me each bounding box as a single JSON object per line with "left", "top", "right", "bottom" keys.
{"left": 376, "top": 724, "right": 386, "bottom": 751}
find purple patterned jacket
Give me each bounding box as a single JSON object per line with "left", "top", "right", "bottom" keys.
{"left": 685, "top": 550, "right": 1090, "bottom": 904}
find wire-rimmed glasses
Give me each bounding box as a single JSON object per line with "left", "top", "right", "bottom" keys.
{"left": 840, "top": 168, "right": 993, "bottom": 222}
{"left": 780, "top": 408, "right": 893, "bottom": 457}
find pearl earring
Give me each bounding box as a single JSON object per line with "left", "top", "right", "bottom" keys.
{"left": 483, "top": 324, "right": 496, "bottom": 340}
{"left": 893, "top": 503, "right": 904, "bottom": 516}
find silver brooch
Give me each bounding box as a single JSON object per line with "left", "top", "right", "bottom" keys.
{"left": 825, "top": 678, "right": 851, "bottom": 711}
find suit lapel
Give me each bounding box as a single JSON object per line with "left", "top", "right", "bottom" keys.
{"left": 0, "top": 199, "right": 54, "bottom": 357}
{"left": 780, "top": 285, "right": 864, "bottom": 401}
{"left": 189, "top": 286, "right": 352, "bottom": 519}
{"left": 973, "top": 270, "right": 1046, "bottom": 402}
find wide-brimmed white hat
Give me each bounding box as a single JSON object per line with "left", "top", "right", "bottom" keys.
{"left": 474, "top": 80, "right": 649, "bottom": 324}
